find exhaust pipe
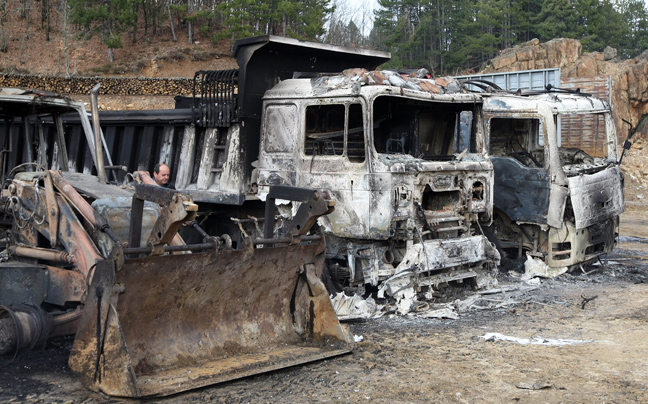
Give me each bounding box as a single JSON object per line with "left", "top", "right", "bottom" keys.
{"left": 90, "top": 84, "right": 107, "bottom": 184}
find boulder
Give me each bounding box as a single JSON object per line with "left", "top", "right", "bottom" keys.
{"left": 483, "top": 38, "right": 648, "bottom": 141}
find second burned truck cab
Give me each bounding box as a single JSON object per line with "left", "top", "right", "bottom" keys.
{"left": 257, "top": 70, "right": 499, "bottom": 296}
{"left": 482, "top": 92, "right": 624, "bottom": 270}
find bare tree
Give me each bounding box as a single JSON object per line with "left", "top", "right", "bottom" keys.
{"left": 325, "top": 0, "right": 374, "bottom": 48}
{"left": 22, "top": 0, "right": 30, "bottom": 38}
{"left": 41, "top": 0, "right": 51, "bottom": 41}
{"left": 168, "top": 0, "right": 177, "bottom": 42}
{"left": 58, "top": 0, "right": 71, "bottom": 76}
{"left": 0, "top": 0, "right": 8, "bottom": 52}
{"left": 187, "top": 0, "right": 193, "bottom": 44}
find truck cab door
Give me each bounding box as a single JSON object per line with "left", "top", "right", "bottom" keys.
{"left": 298, "top": 102, "right": 371, "bottom": 238}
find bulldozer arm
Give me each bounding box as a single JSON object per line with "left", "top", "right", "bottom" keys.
{"left": 69, "top": 235, "right": 352, "bottom": 397}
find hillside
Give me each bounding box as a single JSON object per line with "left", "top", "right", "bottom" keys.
{"left": 1, "top": 4, "right": 237, "bottom": 77}
{"left": 1, "top": 4, "right": 237, "bottom": 108}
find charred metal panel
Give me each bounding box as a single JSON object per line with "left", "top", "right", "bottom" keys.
{"left": 44, "top": 266, "right": 85, "bottom": 306}
{"left": 457, "top": 68, "right": 561, "bottom": 92}
{"left": 492, "top": 156, "right": 550, "bottom": 224}
{"left": 0, "top": 263, "right": 48, "bottom": 306}
{"left": 568, "top": 165, "right": 624, "bottom": 229}
{"left": 547, "top": 216, "right": 617, "bottom": 267}
{"left": 174, "top": 125, "right": 196, "bottom": 190}
{"left": 368, "top": 173, "right": 396, "bottom": 236}
{"left": 136, "top": 126, "right": 157, "bottom": 171}
{"left": 394, "top": 235, "right": 499, "bottom": 274}
{"left": 311, "top": 177, "right": 372, "bottom": 239}
{"left": 0, "top": 263, "right": 83, "bottom": 308}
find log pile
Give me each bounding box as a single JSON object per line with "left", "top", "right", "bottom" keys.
{"left": 0, "top": 74, "right": 195, "bottom": 96}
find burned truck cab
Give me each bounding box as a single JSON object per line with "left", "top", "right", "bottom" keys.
{"left": 257, "top": 71, "right": 499, "bottom": 295}
{"left": 482, "top": 93, "right": 623, "bottom": 270}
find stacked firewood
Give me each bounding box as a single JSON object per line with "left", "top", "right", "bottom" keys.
{"left": 0, "top": 74, "right": 196, "bottom": 95}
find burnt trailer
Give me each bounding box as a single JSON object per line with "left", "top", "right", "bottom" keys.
{"left": 473, "top": 86, "right": 624, "bottom": 273}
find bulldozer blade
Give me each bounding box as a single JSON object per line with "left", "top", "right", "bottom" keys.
{"left": 68, "top": 237, "right": 352, "bottom": 397}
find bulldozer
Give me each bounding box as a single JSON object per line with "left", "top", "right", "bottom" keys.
{"left": 0, "top": 88, "right": 352, "bottom": 397}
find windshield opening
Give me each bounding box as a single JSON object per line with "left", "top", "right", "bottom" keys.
{"left": 558, "top": 112, "right": 608, "bottom": 160}
{"left": 372, "top": 95, "right": 479, "bottom": 161}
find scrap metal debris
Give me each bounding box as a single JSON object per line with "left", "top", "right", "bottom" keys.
{"left": 481, "top": 333, "right": 594, "bottom": 346}
{"left": 312, "top": 68, "right": 466, "bottom": 96}
{"left": 338, "top": 284, "right": 542, "bottom": 319}
{"left": 522, "top": 253, "right": 568, "bottom": 281}
{"left": 580, "top": 294, "right": 599, "bottom": 309}
{"left": 515, "top": 382, "right": 553, "bottom": 390}
{"left": 418, "top": 308, "right": 459, "bottom": 320}
{"left": 330, "top": 292, "right": 378, "bottom": 321}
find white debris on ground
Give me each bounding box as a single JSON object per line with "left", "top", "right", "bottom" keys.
{"left": 522, "top": 252, "right": 568, "bottom": 281}
{"left": 353, "top": 335, "right": 364, "bottom": 343}
{"left": 481, "top": 332, "right": 595, "bottom": 346}
{"left": 332, "top": 285, "right": 541, "bottom": 320}
{"left": 416, "top": 308, "right": 459, "bottom": 320}
{"left": 330, "top": 292, "right": 378, "bottom": 320}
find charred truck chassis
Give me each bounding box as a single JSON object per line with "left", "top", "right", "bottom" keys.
{"left": 479, "top": 91, "right": 624, "bottom": 271}
{"left": 31, "top": 36, "right": 500, "bottom": 299}
{"left": 256, "top": 70, "right": 499, "bottom": 296}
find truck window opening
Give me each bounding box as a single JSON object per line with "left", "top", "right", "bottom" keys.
{"left": 304, "top": 103, "right": 365, "bottom": 163}
{"left": 489, "top": 117, "right": 544, "bottom": 167}
{"left": 372, "top": 96, "right": 477, "bottom": 161}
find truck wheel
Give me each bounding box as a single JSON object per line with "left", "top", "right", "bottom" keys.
{"left": 321, "top": 262, "right": 344, "bottom": 294}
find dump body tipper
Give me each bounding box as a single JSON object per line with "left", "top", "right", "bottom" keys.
{"left": 0, "top": 87, "right": 352, "bottom": 397}
{"left": 480, "top": 91, "right": 623, "bottom": 269}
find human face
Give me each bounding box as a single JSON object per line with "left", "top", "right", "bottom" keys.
{"left": 154, "top": 164, "right": 171, "bottom": 186}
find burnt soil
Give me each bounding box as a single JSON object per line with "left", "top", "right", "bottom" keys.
{"left": 2, "top": 139, "right": 648, "bottom": 404}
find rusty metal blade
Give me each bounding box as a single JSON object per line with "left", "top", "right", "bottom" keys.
{"left": 69, "top": 238, "right": 352, "bottom": 397}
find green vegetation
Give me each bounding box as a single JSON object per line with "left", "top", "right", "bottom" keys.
{"left": 2, "top": 0, "right": 647, "bottom": 74}
{"left": 365, "top": 0, "right": 648, "bottom": 74}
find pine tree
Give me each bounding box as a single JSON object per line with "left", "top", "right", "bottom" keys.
{"left": 535, "top": 0, "right": 577, "bottom": 41}
{"left": 70, "top": 0, "right": 136, "bottom": 62}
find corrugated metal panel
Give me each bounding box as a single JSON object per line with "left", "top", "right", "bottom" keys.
{"left": 455, "top": 68, "right": 561, "bottom": 91}
{"left": 560, "top": 75, "right": 612, "bottom": 104}
{"left": 559, "top": 75, "right": 612, "bottom": 157}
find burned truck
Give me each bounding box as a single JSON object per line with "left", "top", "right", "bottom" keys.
{"left": 475, "top": 88, "right": 624, "bottom": 273}
{"left": 255, "top": 69, "right": 499, "bottom": 297}
{"left": 0, "top": 89, "right": 352, "bottom": 397}
{"left": 166, "top": 36, "right": 500, "bottom": 299}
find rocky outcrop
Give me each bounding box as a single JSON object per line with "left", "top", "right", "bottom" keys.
{"left": 484, "top": 38, "right": 648, "bottom": 140}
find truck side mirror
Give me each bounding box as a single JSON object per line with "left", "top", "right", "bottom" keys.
{"left": 619, "top": 119, "right": 634, "bottom": 165}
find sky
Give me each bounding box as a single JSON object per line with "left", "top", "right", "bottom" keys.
{"left": 333, "top": 0, "right": 379, "bottom": 35}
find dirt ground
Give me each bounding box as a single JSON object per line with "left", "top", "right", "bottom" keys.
{"left": 0, "top": 204, "right": 647, "bottom": 403}
{"left": 0, "top": 138, "right": 646, "bottom": 404}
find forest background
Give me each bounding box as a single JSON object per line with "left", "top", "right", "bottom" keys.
{"left": 0, "top": 0, "right": 647, "bottom": 77}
